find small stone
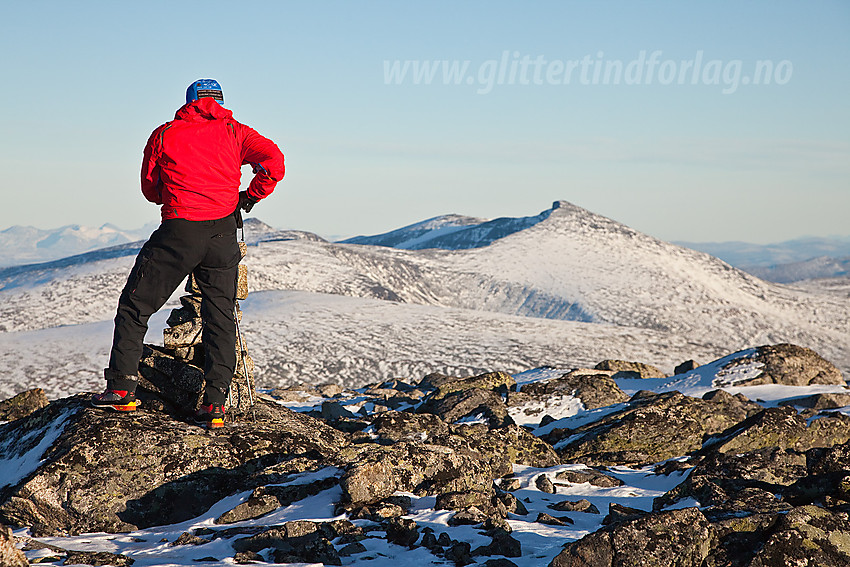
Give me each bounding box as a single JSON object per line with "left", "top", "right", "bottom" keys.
{"left": 338, "top": 541, "right": 367, "bottom": 556}
{"left": 536, "top": 512, "right": 574, "bottom": 526}
{"left": 535, "top": 474, "right": 555, "bottom": 494}
{"left": 548, "top": 499, "right": 600, "bottom": 514}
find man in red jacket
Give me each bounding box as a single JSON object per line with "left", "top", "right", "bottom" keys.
{"left": 92, "top": 79, "right": 285, "bottom": 428}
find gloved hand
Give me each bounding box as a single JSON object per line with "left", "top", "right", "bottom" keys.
{"left": 238, "top": 191, "right": 258, "bottom": 213}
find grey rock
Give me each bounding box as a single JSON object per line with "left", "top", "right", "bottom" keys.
{"left": 546, "top": 391, "right": 754, "bottom": 467}
{"left": 549, "top": 507, "right": 715, "bottom": 567}
{"left": 602, "top": 503, "right": 648, "bottom": 525}
{"left": 548, "top": 499, "right": 600, "bottom": 514}
{"left": 748, "top": 505, "right": 850, "bottom": 567}
{"left": 418, "top": 387, "right": 513, "bottom": 428}
{"left": 386, "top": 517, "right": 419, "bottom": 547}
{"left": 536, "top": 474, "right": 555, "bottom": 494}
{"left": 0, "top": 388, "right": 49, "bottom": 422}
{"left": 594, "top": 359, "right": 666, "bottom": 379}
{"left": 514, "top": 369, "right": 629, "bottom": 410}
{"left": 473, "top": 530, "right": 522, "bottom": 557}
{"left": 536, "top": 512, "right": 574, "bottom": 526}
{"left": 655, "top": 446, "right": 807, "bottom": 518}
{"left": 674, "top": 360, "right": 699, "bottom": 375}
{"left": 555, "top": 468, "right": 624, "bottom": 487}
{"left": 779, "top": 392, "right": 850, "bottom": 410}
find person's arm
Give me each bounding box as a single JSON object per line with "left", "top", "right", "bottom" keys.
{"left": 140, "top": 125, "right": 167, "bottom": 204}
{"left": 238, "top": 125, "right": 285, "bottom": 202}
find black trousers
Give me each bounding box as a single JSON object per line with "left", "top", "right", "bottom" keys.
{"left": 108, "top": 215, "right": 241, "bottom": 405}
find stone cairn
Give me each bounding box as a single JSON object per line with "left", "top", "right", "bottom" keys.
{"left": 137, "top": 241, "right": 256, "bottom": 419}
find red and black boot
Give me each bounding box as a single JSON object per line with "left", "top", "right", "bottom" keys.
{"left": 92, "top": 368, "right": 140, "bottom": 411}
{"left": 91, "top": 389, "right": 139, "bottom": 412}
{"left": 194, "top": 403, "right": 225, "bottom": 429}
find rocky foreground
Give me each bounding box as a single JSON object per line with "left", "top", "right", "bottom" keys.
{"left": 1, "top": 344, "right": 850, "bottom": 566}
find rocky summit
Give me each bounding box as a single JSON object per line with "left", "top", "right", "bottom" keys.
{"left": 1, "top": 343, "right": 849, "bottom": 566}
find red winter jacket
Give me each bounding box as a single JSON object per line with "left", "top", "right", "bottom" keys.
{"left": 141, "top": 97, "right": 285, "bottom": 221}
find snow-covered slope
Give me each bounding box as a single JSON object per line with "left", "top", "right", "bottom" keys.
{"left": 0, "top": 201, "right": 847, "bottom": 398}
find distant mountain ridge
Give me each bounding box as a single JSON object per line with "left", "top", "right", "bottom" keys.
{"left": 340, "top": 207, "right": 554, "bottom": 250}
{"left": 675, "top": 236, "right": 850, "bottom": 268}
{"left": 0, "top": 223, "right": 157, "bottom": 268}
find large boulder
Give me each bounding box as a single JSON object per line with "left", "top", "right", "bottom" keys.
{"left": 748, "top": 505, "right": 850, "bottom": 567}
{"left": 654, "top": 446, "right": 806, "bottom": 518}
{"left": 544, "top": 391, "right": 755, "bottom": 467}
{"left": 704, "top": 406, "right": 850, "bottom": 456}
{"left": 511, "top": 369, "right": 629, "bottom": 411}
{"left": 716, "top": 344, "right": 844, "bottom": 387}
{"left": 338, "top": 440, "right": 496, "bottom": 506}
{"left": 549, "top": 507, "right": 715, "bottom": 567}
{"left": 0, "top": 396, "right": 348, "bottom": 535}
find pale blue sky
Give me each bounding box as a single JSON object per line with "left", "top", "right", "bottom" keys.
{"left": 1, "top": 0, "right": 847, "bottom": 243}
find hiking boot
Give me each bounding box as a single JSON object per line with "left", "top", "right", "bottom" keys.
{"left": 194, "top": 403, "right": 225, "bottom": 429}
{"left": 91, "top": 389, "right": 139, "bottom": 412}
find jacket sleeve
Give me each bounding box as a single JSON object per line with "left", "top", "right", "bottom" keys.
{"left": 140, "top": 125, "right": 166, "bottom": 204}
{"left": 237, "top": 124, "right": 285, "bottom": 201}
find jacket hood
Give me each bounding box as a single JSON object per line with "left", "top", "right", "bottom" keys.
{"left": 174, "top": 97, "right": 233, "bottom": 121}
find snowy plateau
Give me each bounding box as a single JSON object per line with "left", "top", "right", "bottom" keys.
{"left": 0, "top": 200, "right": 847, "bottom": 400}
{"left": 2, "top": 200, "right": 850, "bottom": 567}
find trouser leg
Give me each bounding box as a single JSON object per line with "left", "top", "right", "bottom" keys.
{"left": 108, "top": 220, "right": 205, "bottom": 391}
{"left": 193, "top": 216, "right": 240, "bottom": 405}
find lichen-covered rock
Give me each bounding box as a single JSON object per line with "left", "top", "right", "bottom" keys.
{"left": 232, "top": 520, "right": 347, "bottom": 566}
{"left": 215, "top": 475, "right": 339, "bottom": 524}
{"left": 755, "top": 344, "right": 845, "bottom": 386}
{"left": 554, "top": 468, "right": 623, "bottom": 487}
{"left": 654, "top": 447, "right": 807, "bottom": 518}
{"left": 748, "top": 505, "right": 850, "bottom": 567}
{"left": 705, "top": 406, "right": 850, "bottom": 456}
{"left": 450, "top": 423, "right": 561, "bottom": 472}
{"left": 0, "top": 397, "right": 348, "bottom": 535}
{"left": 716, "top": 344, "right": 844, "bottom": 387}
{"left": 549, "top": 507, "right": 715, "bottom": 567}
{"left": 547, "top": 391, "right": 750, "bottom": 467}
{"left": 512, "top": 369, "right": 628, "bottom": 410}
{"left": 419, "top": 371, "right": 516, "bottom": 394}
{"left": 418, "top": 387, "right": 513, "bottom": 427}
{"left": 594, "top": 359, "right": 666, "bottom": 379}
{"left": 0, "top": 388, "right": 49, "bottom": 422}
{"left": 339, "top": 441, "right": 495, "bottom": 505}
{"left": 370, "top": 411, "right": 451, "bottom": 444}
{"left": 0, "top": 523, "right": 27, "bottom": 567}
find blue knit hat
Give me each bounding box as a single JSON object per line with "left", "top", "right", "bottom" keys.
{"left": 186, "top": 79, "right": 224, "bottom": 105}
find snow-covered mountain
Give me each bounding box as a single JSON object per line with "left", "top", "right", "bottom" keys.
{"left": 0, "top": 201, "right": 847, "bottom": 399}
{"left": 0, "top": 223, "right": 159, "bottom": 267}
{"left": 340, "top": 209, "right": 549, "bottom": 250}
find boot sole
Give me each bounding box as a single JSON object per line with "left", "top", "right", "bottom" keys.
{"left": 92, "top": 400, "right": 139, "bottom": 412}
{"left": 193, "top": 417, "right": 225, "bottom": 429}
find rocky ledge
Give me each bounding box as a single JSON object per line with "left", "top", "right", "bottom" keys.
{"left": 0, "top": 343, "right": 849, "bottom": 566}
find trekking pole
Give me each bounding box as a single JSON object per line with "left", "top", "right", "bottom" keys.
{"left": 235, "top": 301, "right": 256, "bottom": 422}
